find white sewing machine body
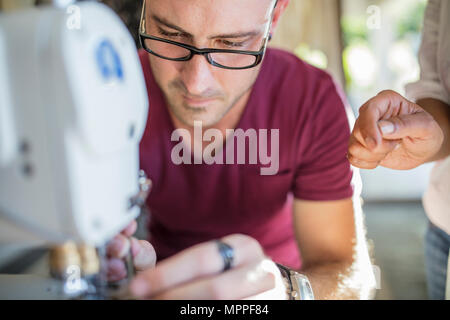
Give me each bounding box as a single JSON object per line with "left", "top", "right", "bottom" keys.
{"left": 0, "top": 2, "right": 148, "bottom": 247}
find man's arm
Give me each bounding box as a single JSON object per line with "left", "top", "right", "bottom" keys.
{"left": 417, "top": 98, "right": 450, "bottom": 161}
{"left": 293, "top": 198, "right": 376, "bottom": 299}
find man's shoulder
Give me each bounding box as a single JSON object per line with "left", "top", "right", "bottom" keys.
{"left": 260, "top": 48, "right": 339, "bottom": 105}
{"left": 264, "top": 48, "right": 334, "bottom": 83}
{"left": 264, "top": 47, "right": 304, "bottom": 69}
{"left": 258, "top": 48, "right": 350, "bottom": 137}
{"left": 260, "top": 48, "right": 342, "bottom": 108}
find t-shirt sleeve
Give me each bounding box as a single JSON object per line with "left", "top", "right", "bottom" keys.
{"left": 292, "top": 73, "right": 355, "bottom": 201}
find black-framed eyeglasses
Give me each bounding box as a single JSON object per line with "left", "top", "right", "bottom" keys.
{"left": 138, "top": 0, "right": 277, "bottom": 70}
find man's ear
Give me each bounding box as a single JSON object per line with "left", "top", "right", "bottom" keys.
{"left": 270, "top": 0, "right": 289, "bottom": 36}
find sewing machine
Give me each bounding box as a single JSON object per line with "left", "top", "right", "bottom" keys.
{"left": 0, "top": 0, "right": 149, "bottom": 298}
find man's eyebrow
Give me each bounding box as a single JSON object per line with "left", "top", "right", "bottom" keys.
{"left": 208, "top": 30, "right": 261, "bottom": 40}
{"left": 151, "top": 14, "right": 193, "bottom": 37}
{"left": 151, "top": 14, "right": 261, "bottom": 40}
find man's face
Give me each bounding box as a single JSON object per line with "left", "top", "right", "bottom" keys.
{"left": 144, "top": 0, "right": 276, "bottom": 127}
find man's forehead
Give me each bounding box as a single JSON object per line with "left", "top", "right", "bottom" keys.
{"left": 147, "top": 0, "right": 275, "bottom": 37}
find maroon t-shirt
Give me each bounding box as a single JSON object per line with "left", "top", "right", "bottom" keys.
{"left": 139, "top": 48, "right": 354, "bottom": 269}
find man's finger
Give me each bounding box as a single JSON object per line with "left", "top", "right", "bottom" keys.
{"left": 107, "top": 234, "right": 130, "bottom": 259}
{"left": 347, "top": 154, "right": 380, "bottom": 169}
{"left": 131, "top": 238, "right": 157, "bottom": 271}
{"left": 348, "top": 136, "right": 400, "bottom": 162}
{"left": 355, "top": 105, "right": 382, "bottom": 150}
{"left": 353, "top": 96, "right": 388, "bottom": 150}
{"left": 106, "top": 257, "right": 127, "bottom": 282}
{"left": 151, "top": 261, "right": 276, "bottom": 300}
{"left": 121, "top": 220, "right": 137, "bottom": 237}
{"left": 129, "top": 234, "right": 265, "bottom": 298}
{"left": 378, "top": 112, "right": 438, "bottom": 140}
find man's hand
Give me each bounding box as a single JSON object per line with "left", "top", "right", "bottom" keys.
{"left": 348, "top": 90, "right": 444, "bottom": 170}
{"left": 106, "top": 220, "right": 156, "bottom": 282}
{"left": 128, "top": 234, "right": 287, "bottom": 300}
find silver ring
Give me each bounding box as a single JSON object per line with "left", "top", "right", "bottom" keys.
{"left": 216, "top": 240, "right": 234, "bottom": 272}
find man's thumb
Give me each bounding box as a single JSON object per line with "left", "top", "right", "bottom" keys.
{"left": 378, "top": 112, "right": 434, "bottom": 140}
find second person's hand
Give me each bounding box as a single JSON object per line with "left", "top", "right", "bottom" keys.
{"left": 348, "top": 90, "right": 444, "bottom": 170}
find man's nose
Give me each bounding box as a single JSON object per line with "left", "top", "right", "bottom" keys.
{"left": 179, "top": 54, "right": 216, "bottom": 96}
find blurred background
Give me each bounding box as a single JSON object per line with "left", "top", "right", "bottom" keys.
{"left": 0, "top": 0, "right": 431, "bottom": 299}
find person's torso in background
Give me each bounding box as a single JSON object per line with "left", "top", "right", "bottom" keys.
{"left": 423, "top": 0, "right": 450, "bottom": 235}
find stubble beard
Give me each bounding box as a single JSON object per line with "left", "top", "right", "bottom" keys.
{"left": 164, "top": 81, "right": 255, "bottom": 129}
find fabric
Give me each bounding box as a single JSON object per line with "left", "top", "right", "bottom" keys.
{"left": 405, "top": 0, "right": 450, "bottom": 236}
{"left": 138, "top": 48, "right": 354, "bottom": 269}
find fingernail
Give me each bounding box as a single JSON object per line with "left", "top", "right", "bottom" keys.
{"left": 130, "top": 278, "right": 150, "bottom": 297}
{"left": 378, "top": 120, "right": 395, "bottom": 135}
{"left": 134, "top": 244, "right": 156, "bottom": 270}
{"left": 365, "top": 136, "right": 377, "bottom": 149}
{"left": 134, "top": 248, "right": 153, "bottom": 270}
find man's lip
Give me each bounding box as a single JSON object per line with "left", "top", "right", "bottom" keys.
{"left": 182, "top": 95, "right": 217, "bottom": 106}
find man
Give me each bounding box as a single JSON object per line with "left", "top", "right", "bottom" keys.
{"left": 107, "top": 0, "right": 376, "bottom": 299}
{"left": 347, "top": 0, "right": 450, "bottom": 300}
